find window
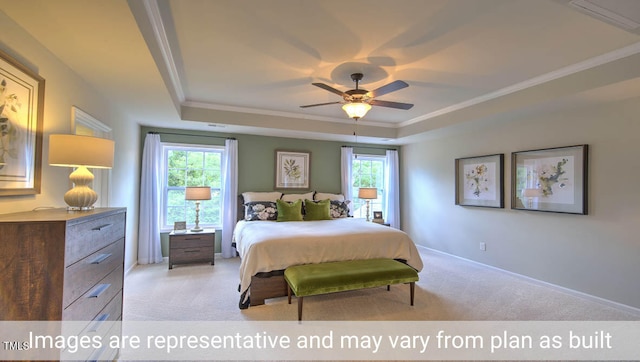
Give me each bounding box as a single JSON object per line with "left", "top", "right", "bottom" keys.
{"left": 162, "top": 144, "right": 224, "bottom": 230}
{"left": 351, "top": 154, "right": 386, "bottom": 218}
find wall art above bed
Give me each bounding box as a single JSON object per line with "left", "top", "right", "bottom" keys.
{"left": 511, "top": 144, "right": 588, "bottom": 215}
{"left": 275, "top": 150, "right": 310, "bottom": 190}
{"left": 455, "top": 153, "right": 504, "bottom": 208}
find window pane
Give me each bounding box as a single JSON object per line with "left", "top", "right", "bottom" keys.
{"left": 168, "top": 150, "right": 186, "bottom": 168}
{"left": 167, "top": 189, "right": 185, "bottom": 206}
{"left": 168, "top": 169, "right": 185, "bottom": 187}
{"left": 187, "top": 169, "right": 204, "bottom": 186}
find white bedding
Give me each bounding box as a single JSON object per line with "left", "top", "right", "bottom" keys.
{"left": 233, "top": 218, "right": 424, "bottom": 298}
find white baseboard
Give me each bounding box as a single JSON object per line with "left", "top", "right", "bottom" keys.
{"left": 419, "top": 245, "right": 640, "bottom": 318}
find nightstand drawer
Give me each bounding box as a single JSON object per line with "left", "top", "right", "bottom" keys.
{"left": 171, "top": 246, "right": 214, "bottom": 262}
{"left": 63, "top": 238, "right": 124, "bottom": 308}
{"left": 170, "top": 234, "right": 212, "bottom": 249}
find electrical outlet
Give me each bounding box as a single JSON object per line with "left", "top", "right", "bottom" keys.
{"left": 479, "top": 242, "right": 486, "bottom": 251}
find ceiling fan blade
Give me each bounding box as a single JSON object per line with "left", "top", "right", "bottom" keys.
{"left": 369, "top": 99, "right": 414, "bottom": 110}
{"left": 300, "top": 101, "right": 342, "bottom": 108}
{"left": 368, "top": 80, "right": 409, "bottom": 98}
{"left": 312, "top": 83, "right": 347, "bottom": 97}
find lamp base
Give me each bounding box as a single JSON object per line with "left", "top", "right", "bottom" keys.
{"left": 64, "top": 166, "right": 98, "bottom": 210}
{"left": 190, "top": 227, "right": 204, "bottom": 232}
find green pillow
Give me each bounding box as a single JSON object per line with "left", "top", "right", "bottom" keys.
{"left": 304, "top": 199, "right": 332, "bottom": 221}
{"left": 276, "top": 199, "right": 303, "bottom": 222}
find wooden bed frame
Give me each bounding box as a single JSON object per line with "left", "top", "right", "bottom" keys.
{"left": 236, "top": 195, "right": 289, "bottom": 307}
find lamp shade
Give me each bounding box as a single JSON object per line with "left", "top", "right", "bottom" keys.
{"left": 342, "top": 102, "right": 372, "bottom": 119}
{"left": 49, "top": 134, "right": 114, "bottom": 168}
{"left": 185, "top": 186, "right": 211, "bottom": 200}
{"left": 358, "top": 187, "right": 378, "bottom": 199}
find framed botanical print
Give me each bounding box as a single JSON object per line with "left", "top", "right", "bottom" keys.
{"left": 275, "top": 150, "right": 310, "bottom": 189}
{"left": 455, "top": 153, "right": 504, "bottom": 208}
{"left": 512, "top": 145, "right": 588, "bottom": 214}
{"left": 0, "top": 49, "right": 45, "bottom": 196}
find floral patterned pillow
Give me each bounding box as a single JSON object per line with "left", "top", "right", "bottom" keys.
{"left": 244, "top": 201, "right": 277, "bottom": 221}
{"left": 329, "top": 200, "right": 351, "bottom": 218}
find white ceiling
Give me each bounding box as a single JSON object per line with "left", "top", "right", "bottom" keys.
{"left": 2, "top": 0, "right": 640, "bottom": 144}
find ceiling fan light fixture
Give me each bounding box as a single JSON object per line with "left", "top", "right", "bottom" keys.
{"left": 342, "top": 102, "right": 371, "bottom": 120}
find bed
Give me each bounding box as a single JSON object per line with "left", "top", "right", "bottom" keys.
{"left": 233, "top": 212, "right": 424, "bottom": 309}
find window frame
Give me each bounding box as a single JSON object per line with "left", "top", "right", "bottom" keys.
{"left": 351, "top": 154, "right": 386, "bottom": 219}
{"left": 160, "top": 142, "right": 224, "bottom": 232}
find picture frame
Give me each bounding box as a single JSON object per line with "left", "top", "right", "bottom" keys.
{"left": 0, "top": 49, "right": 45, "bottom": 196}
{"left": 275, "top": 150, "right": 310, "bottom": 189}
{"left": 511, "top": 144, "right": 588, "bottom": 214}
{"left": 173, "top": 221, "right": 187, "bottom": 233}
{"left": 455, "top": 153, "right": 504, "bottom": 208}
{"left": 373, "top": 211, "right": 383, "bottom": 219}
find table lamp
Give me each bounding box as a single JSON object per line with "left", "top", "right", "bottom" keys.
{"left": 358, "top": 187, "right": 378, "bottom": 221}
{"left": 48, "top": 134, "right": 114, "bottom": 210}
{"left": 185, "top": 186, "right": 211, "bottom": 232}
{"left": 522, "top": 188, "right": 542, "bottom": 208}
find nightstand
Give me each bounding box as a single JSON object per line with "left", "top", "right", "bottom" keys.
{"left": 169, "top": 229, "right": 215, "bottom": 269}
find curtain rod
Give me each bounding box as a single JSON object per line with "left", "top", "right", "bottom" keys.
{"left": 342, "top": 145, "right": 398, "bottom": 151}
{"left": 149, "top": 131, "right": 235, "bottom": 140}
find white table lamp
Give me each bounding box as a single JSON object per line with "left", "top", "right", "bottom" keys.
{"left": 358, "top": 187, "right": 378, "bottom": 221}
{"left": 49, "top": 134, "right": 114, "bottom": 210}
{"left": 185, "top": 186, "right": 211, "bottom": 232}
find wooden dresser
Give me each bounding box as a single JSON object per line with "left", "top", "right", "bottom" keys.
{"left": 0, "top": 207, "right": 126, "bottom": 360}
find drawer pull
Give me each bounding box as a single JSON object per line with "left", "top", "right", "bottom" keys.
{"left": 87, "top": 313, "right": 110, "bottom": 332}
{"left": 88, "top": 284, "right": 110, "bottom": 299}
{"left": 184, "top": 249, "right": 201, "bottom": 253}
{"left": 92, "top": 223, "right": 113, "bottom": 231}
{"left": 90, "top": 253, "right": 112, "bottom": 264}
{"left": 184, "top": 237, "right": 203, "bottom": 241}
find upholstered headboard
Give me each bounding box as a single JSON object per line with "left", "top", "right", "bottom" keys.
{"left": 237, "top": 195, "right": 245, "bottom": 222}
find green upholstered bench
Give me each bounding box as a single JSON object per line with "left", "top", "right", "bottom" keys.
{"left": 284, "top": 258, "right": 419, "bottom": 321}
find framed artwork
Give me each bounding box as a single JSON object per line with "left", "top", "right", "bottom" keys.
{"left": 455, "top": 153, "right": 504, "bottom": 208}
{"left": 373, "top": 211, "right": 383, "bottom": 219}
{"left": 275, "top": 150, "right": 310, "bottom": 189}
{"left": 511, "top": 144, "right": 588, "bottom": 214}
{"left": 0, "top": 49, "right": 45, "bottom": 196}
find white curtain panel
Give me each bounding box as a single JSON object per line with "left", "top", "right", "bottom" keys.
{"left": 340, "top": 146, "right": 353, "bottom": 213}
{"left": 385, "top": 149, "right": 400, "bottom": 229}
{"left": 221, "top": 138, "right": 238, "bottom": 258}
{"left": 137, "top": 133, "right": 164, "bottom": 264}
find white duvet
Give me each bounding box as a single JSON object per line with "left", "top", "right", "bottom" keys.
{"left": 233, "top": 218, "right": 424, "bottom": 298}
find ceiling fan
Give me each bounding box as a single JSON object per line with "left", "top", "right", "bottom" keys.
{"left": 300, "top": 73, "right": 413, "bottom": 120}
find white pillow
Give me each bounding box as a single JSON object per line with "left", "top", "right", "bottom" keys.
{"left": 314, "top": 192, "right": 345, "bottom": 201}
{"left": 281, "top": 191, "right": 314, "bottom": 202}
{"left": 242, "top": 191, "right": 283, "bottom": 203}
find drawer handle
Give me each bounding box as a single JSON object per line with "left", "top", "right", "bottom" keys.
{"left": 184, "top": 249, "right": 201, "bottom": 253}
{"left": 87, "top": 313, "right": 110, "bottom": 332}
{"left": 88, "top": 284, "right": 110, "bottom": 299}
{"left": 92, "top": 223, "right": 113, "bottom": 231}
{"left": 184, "top": 237, "right": 203, "bottom": 241}
{"left": 90, "top": 253, "right": 112, "bottom": 264}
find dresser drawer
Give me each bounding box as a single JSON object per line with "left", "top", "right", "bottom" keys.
{"left": 170, "top": 233, "right": 213, "bottom": 249}
{"left": 65, "top": 212, "right": 126, "bottom": 265}
{"left": 63, "top": 265, "right": 123, "bottom": 321}
{"left": 63, "top": 238, "right": 124, "bottom": 308}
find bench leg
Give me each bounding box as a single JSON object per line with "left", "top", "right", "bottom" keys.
{"left": 298, "top": 297, "right": 303, "bottom": 321}
{"left": 288, "top": 285, "right": 292, "bottom": 304}
{"left": 387, "top": 285, "right": 390, "bottom": 291}
{"left": 410, "top": 282, "right": 415, "bottom": 306}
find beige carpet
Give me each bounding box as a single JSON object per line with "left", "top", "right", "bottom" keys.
{"left": 122, "top": 248, "right": 639, "bottom": 322}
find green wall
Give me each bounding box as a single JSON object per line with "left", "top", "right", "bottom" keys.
{"left": 141, "top": 126, "right": 398, "bottom": 254}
